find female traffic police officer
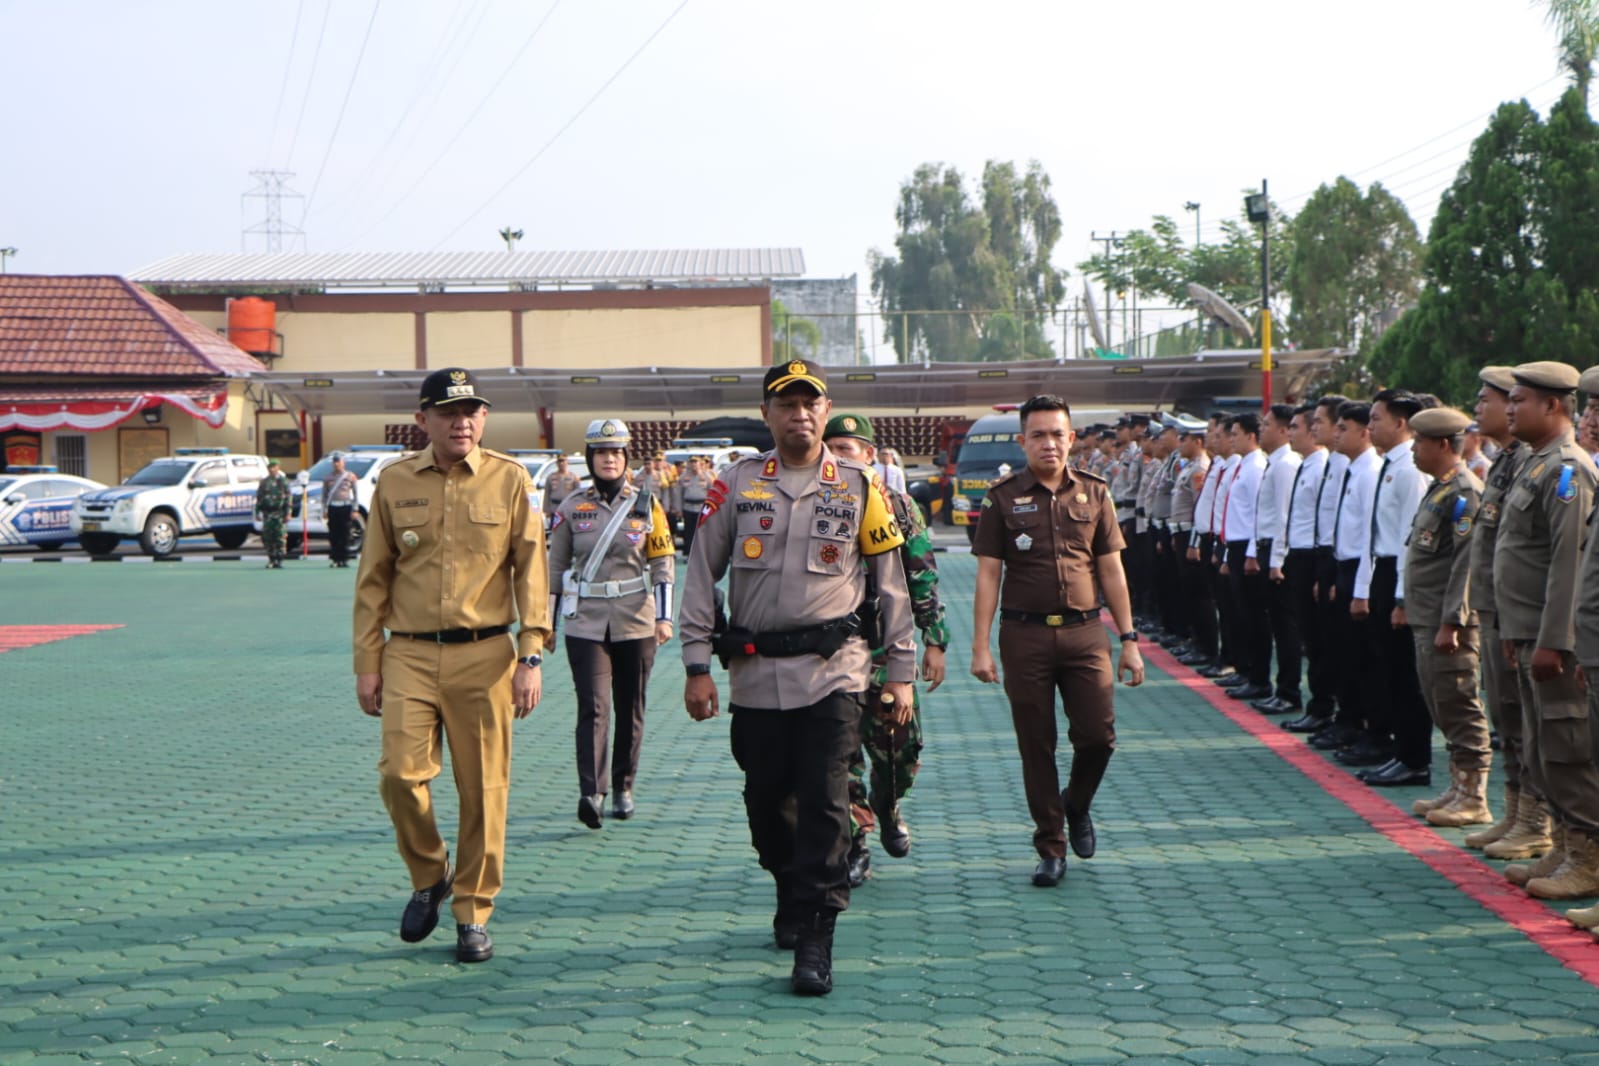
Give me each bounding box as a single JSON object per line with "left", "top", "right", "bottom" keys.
{"left": 548, "top": 418, "right": 676, "bottom": 830}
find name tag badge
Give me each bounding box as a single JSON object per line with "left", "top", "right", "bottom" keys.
{"left": 1015, "top": 533, "right": 1033, "bottom": 551}
{"left": 1011, "top": 503, "right": 1039, "bottom": 513}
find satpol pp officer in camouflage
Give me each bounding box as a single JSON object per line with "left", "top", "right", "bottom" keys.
{"left": 1403, "top": 407, "right": 1492, "bottom": 827}
{"left": 679, "top": 359, "right": 916, "bottom": 996}
{"left": 822, "top": 412, "right": 949, "bottom": 888}
{"left": 255, "top": 459, "right": 292, "bottom": 568}
{"left": 548, "top": 418, "right": 676, "bottom": 830}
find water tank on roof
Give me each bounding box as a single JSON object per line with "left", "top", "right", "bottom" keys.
{"left": 227, "top": 297, "right": 276, "bottom": 356}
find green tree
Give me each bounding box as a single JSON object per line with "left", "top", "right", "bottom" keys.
{"left": 771, "top": 299, "right": 821, "bottom": 362}
{"left": 1542, "top": 0, "right": 1599, "bottom": 99}
{"left": 1285, "top": 177, "right": 1423, "bottom": 351}
{"left": 869, "top": 160, "right": 1063, "bottom": 362}
{"left": 1527, "top": 87, "right": 1599, "bottom": 369}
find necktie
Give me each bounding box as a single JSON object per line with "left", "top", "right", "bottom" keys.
{"left": 1370, "top": 456, "right": 1392, "bottom": 554}
{"left": 1221, "top": 462, "right": 1243, "bottom": 541}
{"left": 1313, "top": 460, "right": 1331, "bottom": 544}
{"left": 1286, "top": 462, "right": 1304, "bottom": 545}
{"left": 1333, "top": 466, "right": 1353, "bottom": 554}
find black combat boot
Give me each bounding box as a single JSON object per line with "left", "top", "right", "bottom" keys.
{"left": 846, "top": 834, "right": 871, "bottom": 887}
{"left": 791, "top": 910, "right": 837, "bottom": 995}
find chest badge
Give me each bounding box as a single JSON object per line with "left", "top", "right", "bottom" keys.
{"left": 760, "top": 515, "right": 774, "bottom": 530}
{"left": 1076, "top": 493, "right": 1088, "bottom": 503}
{"left": 819, "top": 544, "right": 841, "bottom": 564}
{"left": 401, "top": 530, "right": 420, "bottom": 549}
{"left": 1015, "top": 533, "right": 1033, "bottom": 551}
{"left": 743, "top": 536, "right": 764, "bottom": 559}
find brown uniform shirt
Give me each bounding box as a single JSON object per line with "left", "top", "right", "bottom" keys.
{"left": 678, "top": 448, "right": 916, "bottom": 710}
{"left": 1493, "top": 429, "right": 1598, "bottom": 650}
{"left": 1467, "top": 439, "right": 1524, "bottom": 617}
{"left": 547, "top": 484, "right": 674, "bottom": 642}
{"left": 353, "top": 445, "right": 550, "bottom": 673}
{"left": 1402, "top": 463, "right": 1482, "bottom": 629}
{"left": 972, "top": 467, "right": 1125, "bottom": 613}
{"left": 544, "top": 469, "right": 584, "bottom": 513}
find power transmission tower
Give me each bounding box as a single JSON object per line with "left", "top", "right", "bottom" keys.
{"left": 242, "top": 170, "right": 306, "bottom": 253}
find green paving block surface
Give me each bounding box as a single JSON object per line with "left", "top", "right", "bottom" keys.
{"left": 3, "top": 557, "right": 1599, "bottom": 1062}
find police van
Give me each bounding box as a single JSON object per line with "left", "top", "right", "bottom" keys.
{"left": 950, "top": 408, "right": 1028, "bottom": 541}
{"left": 0, "top": 466, "right": 104, "bottom": 551}
{"left": 258, "top": 444, "right": 413, "bottom": 554}
{"left": 71, "top": 448, "right": 269, "bottom": 557}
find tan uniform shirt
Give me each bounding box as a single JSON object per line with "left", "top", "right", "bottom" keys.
{"left": 678, "top": 448, "right": 916, "bottom": 710}
{"left": 544, "top": 469, "right": 584, "bottom": 514}
{"left": 1467, "top": 439, "right": 1524, "bottom": 617}
{"left": 547, "top": 484, "right": 674, "bottom": 641}
{"left": 972, "top": 467, "right": 1125, "bottom": 613}
{"left": 1170, "top": 453, "right": 1209, "bottom": 528}
{"left": 1110, "top": 442, "right": 1141, "bottom": 522}
{"left": 678, "top": 468, "right": 714, "bottom": 508}
{"left": 1493, "top": 430, "right": 1598, "bottom": 649}
{"left": 1402, "top": 463, "right": 1482, "bottom": 629}
{"left": 353, "top": 445, "right": 550, "bottom": 673}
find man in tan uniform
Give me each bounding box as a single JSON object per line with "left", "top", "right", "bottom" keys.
{"left": 543, "top": 454, "right": 584, "bottom": 517}
{"left": 1402, "top": 407, "right": 1490, "bottom": 826}
{"left": 1493, "top": 361, "right": 1599, "bottom": 899}
{"left": 971, "top": 394, "right": 1145, "bottom": 889}
{"left": 677, "top": 455, "right": 716, "bottom": 558}
{"left": 1464, "top": 368, "right": 1528, "bottom": 850}
{"left": 680, "top": 358, "right": 915, "bottom": 997}
{"left": 353, "top": 367, "right": 550, "bottom": 964}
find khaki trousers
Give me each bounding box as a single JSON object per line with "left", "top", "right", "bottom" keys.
{"left": 1478, "top": 610, "right": 1524, "bottom": 790}
{"left": 1412, "top": 626, "right": 1489, "bottom": 770}
{"left": 1514, "top": 643, "right": 1599, "bottom": 834}
{"left": 378, "top": 635, "right": 516, "bottom": 925}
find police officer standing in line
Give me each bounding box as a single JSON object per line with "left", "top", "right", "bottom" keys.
{"left": 1284, "top": 395, "right": 1351, "bottom": 734}
{"left": 971, "top": 394, "right": 1145, "bottom": 888}
{"left": 1110, "top": 416, "right": 1145, "bottom": 619}
{"left": 1402, "top": 408, "right": 1491, "bottom": 821}
{"left": 1464, "top": 369, "right": 1530, "bottom": 851}
{"left": 821, "top": 413, "right": 949, "bottom": 887}
{"left": 324, "top": 453, "right": 359, "bottom": 568}
{"left": 255, "top": 459, "right": 291, "bottom": 568}
{"left": 679, "top": 359, "right": 915, "bottom": 996}
{"left": 1496, "top": 361, "right": 1599, "bottom": 898}
{"left": 1195, "top": 415, "right": 1236, "bottom": 679}
{"left": 544, "top": 454, "right": 584, "bottom": 519}
{"left": 1170, "top": 416, "right": 1217, "bottom": 667}
{"left": 1147, "top": 421, "right": 1184, "bottom": 643}
{"left": 1217, "top": 413, "right": 1270, "bottom": 701}
{"left": 547, "top": 418, "right": 676, "bottom": 830}
{"left": 1247, "top": 404, "right": 1303, "bottom": 713}
{"left": 353, "top": 368, "right": 549, "bottom": 964}
{"left": 677, "top": 455, "right": 715, "bottom": 559}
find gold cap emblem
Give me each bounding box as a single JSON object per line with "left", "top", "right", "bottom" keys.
{"left": 843, "top": 417, "right": 857, "bottom": 431}
{"left": 449, "top": 369, "right": 467, "bottom": 384}
{"left": 788, "top": 360, "right": 806, "bottom": 375}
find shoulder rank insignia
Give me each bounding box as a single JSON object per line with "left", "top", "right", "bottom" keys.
{"left": 761, "top": 457, "right": 779, "bottom": 479}
{"left": 820, "top": 459, "right": 840, "bottom": 484}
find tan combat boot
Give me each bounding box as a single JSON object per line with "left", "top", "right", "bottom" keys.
{"left": 1465, "top": 787, "right": 1520, "bottom": 849}
{"left": 1528, "top": 830, "right": 1599, "bottom": 899}
{"left": 1412, "top": 765, "right": 1460, "bottom": 816}
{"left": 1566, "top": 900, "right": 1599, "bottom": 929}
{"left": 1484, "top": 795, "right": 1554, "bottom": 860}
{"left": 1427, "top": 768, "right": 1493, "bottom": 827}
{"left": 1506, "top": 823, "right": 1567, "bottom": 886}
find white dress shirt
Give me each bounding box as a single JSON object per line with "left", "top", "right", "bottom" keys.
{"left": 1252, "top": 442, "right": 1302, "bottom": 564}
{"left": 1212, "top": 453, "right": 1243, "bottom": 540}
{"left": 1224, "top": 448, "right": 1267, "bottom": 545}
{"left": 1194, "top": 455, "right": 1225, "bottom": 536}
{"left": 875, "top": 461, "right": 907, "bottom": 495}
{"left": 1358, "top": 437, "right": 1431, "bottom": 600}
{"left": 1335, "top": 447, "right": 1381, "bottom": 591}
{"left": 1280, "top": 447, "right": 1328, "bottom": 563}
{"left": 1315, "top": 450, "right": 1351, "bottom": 549}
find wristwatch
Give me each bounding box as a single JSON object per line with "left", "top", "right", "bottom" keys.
{"left": 517, "top": 654, "right": 543, "bottom": 669}
{"left": 1119, "top": 631, "right": 1139, "bottom": 644}
{"left": 686, "top": 662, "right": 712, "bottom": 677}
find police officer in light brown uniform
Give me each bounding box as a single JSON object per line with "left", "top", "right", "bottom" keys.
{"left": 1403, "top": 407, "right": 1491, "bottom": 827}
{"left": 548, "top": 418, "right": 676, "bottom": 830}
{"left": 543, "top": 454, "right": 584, "bottom": 517}
{"left": 971, "top": 394, "right": 1145, "bottom": 889}
{"left": 679, "top": 358, "right": 915, "bottom": 997}
{"left": 353, "top": 367, "right": 550, "bottom": 964}
{"left": 1492, "top": 360, "right": 1599, "bottom": 899}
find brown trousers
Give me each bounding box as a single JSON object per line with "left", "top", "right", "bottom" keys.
{"left": 1412, "top": 626, "right": 1490, "bottom": 770}
{"left": 1514, "top": 643, "right": 1599, "bottom": 834}
{"left": 378, "top": 635, "right": 516, "bottom": 925}
{"left": 1478, "top": 610, "right": 1525, "bottom": 790}
{"left": 999, "top": 619, "right": 1116, "bottom": 859}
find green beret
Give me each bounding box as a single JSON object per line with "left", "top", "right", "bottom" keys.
{"left": 823, "top": 412, "right": 875, "bottom": 444}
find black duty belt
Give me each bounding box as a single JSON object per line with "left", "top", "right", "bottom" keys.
{"left": 391, "top": 624, "right": 512, "bottom": 644}
{"left": 1115, "top": 499, "right": 1134, "bottom": 507}
{"left": 713, "top": 615, "right": 862, "bottom": 662}
{"left": 1000, "top": 608, "right": 1098, "bottom": 628}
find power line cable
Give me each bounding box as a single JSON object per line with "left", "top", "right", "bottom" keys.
{"left": 302, "top": 0, "right": 384, "bottom": 223}
{"left": 265, "top": 0, "right": 308, "bottom": 164}
{"left": 428, "top": 0, "right": 690, "bottom": 250}
{"left": 284, "top": 0, "right": 335, "bottom": 171}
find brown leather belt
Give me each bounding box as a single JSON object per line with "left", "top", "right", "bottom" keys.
{"left": 1000, "top": 608, "right": 1098, "bottom": 628}
{"left": 391, "top": 624, "right": 512, "bottom": 644}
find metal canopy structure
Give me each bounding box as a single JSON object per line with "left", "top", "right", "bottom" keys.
{"left": 255, "top": 349, "right": 1347, "bottom": 419}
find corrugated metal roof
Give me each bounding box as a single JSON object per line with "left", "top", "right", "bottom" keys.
{"left": 130, "top": 249, "right": 807, "bottom": 291}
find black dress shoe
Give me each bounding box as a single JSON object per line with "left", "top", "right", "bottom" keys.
{"left": 612, "top": 790, "right": 636, "bottom": 820}
{"left": 578, "top": 794, "right": 604, "bottom": 830}
{"left": 1308, "top": 723, "right": 1360, "bottom": 750}
{"left": 1335, "top": 741, "right": 1392, "bottom": 767}
{"left": 456, "top": 923, "right": 493, "bottom": 963}
{"left": 1363, "top": 761, "right": 1431, "bottom": 788}
{"left": 1197, "top": 664, "right": 1235, "bottom": 679}
{"left": 1282, "top": 712, "right": 1332, "bottom": 733}
{"left": 846, "top": 837, "right": 871, "bottom": 887}
{"left": 1355, "top": 758, "right": 1403, "bottom": 782}
{"left": 399, "top": 862, "right": 453, "bottom": 943}
{"left": 1231, "top": 683, "right": 1274, "bottom": 701}
{"left": 1251, "top": 696, "right": 1299, "bottom": 714}
{"left": 1215, "top": 674, "right": 1250, "bottom": 689}
{"left": 1065, "top": 803, "right": 1096, "bottom": 859}
{"left": 1177, "top": 651, "right": 1212, "bottom": 666}
{"left": 1032, "top": 856, "right": 1067, "bottom": 886}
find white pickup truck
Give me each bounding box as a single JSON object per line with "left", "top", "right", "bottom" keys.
{"left": 71, "top": 448, "right": 269, "bottom": 557}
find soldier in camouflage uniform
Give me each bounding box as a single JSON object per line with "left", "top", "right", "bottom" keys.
{"left": 255, "top": 459, "right": 292, "bottom": 568}
{"left": 823, "top": 414, "right": 949, "bottom": 886}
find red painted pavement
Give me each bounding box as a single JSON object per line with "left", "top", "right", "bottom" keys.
{"left": 0, "top": 624, "right": 123, "bottom": 653}
{"left": 1137, "top": 633, "right": 1599, "bottom": 988}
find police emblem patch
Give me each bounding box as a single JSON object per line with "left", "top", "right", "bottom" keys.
{"left": 816, "top": 519, "right": 830, "bottom": 535}
{"left": 760, "top": 515, "right": 773, "bottom": 530}
{"left": 789, "top": 360, "right": 806, "bottom": 375}
{"left": 1455, "top": 516, "right": 1473, "bottom": 536}
{"left": 743, "top": 536, "right": 764, "bottom": 559}
{"left": 576, "top": 521, "right": 594, "bottom": 532}
{"left": 401, "top": 530, "right": 420, "bottom": 549}
{"left": 1015, "top": 533, "right": 1033, "bottom": 551}
{"left": 819, "top": 544, "right": 841, "bottom": 564}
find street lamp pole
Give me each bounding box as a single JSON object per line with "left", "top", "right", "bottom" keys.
{"left": 0, "top": 247, "right": 17, "bottom": 274}
{"left": 1183, "top": 203, "right": 1201, "bottom": 341}
{"left": 1245, "top": 181, "right": 1272, "bottom": 410}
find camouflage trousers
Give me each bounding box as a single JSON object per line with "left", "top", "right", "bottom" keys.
{"left": 260, "top": 514, "right": 287, "bottom": 562}
{"left": 849, "top": 664, "right": 924, "bottom": 839}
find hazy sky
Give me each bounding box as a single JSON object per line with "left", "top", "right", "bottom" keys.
{"left": 1, "top": 0, "right": 1574, "bottom": 311}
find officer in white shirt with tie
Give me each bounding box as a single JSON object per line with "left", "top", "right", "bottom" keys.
{"left": 1247, "top": 404, "right": 1304, "bottom": 714}
{"left": 1205, "top": 418, "right": 1243, "bottom": 682}
{"left": 1289, "top": 395, "right": 1351, "bottom": 734}
{"left": 1273, "top": 403, "right": 1328, "bottom": 721}
{"left": 1352, "top": 390, "right": 1435, "bottom": 788}
{"left": 1216, "top": 413, "right": 1271, "bottom": 701}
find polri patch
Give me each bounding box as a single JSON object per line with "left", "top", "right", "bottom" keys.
{"left": 1015, "top": 533, "right": 1033, "bottom": 551}
{"left": 743, "top": 536, "right": 764, "bottom": 559}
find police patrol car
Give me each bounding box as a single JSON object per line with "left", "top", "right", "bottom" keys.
{"left": 0, "top": 466, "right": 104, "bottom": 551}
{"left": 256, "top": 444, "right": 413, "bottom": 554}
{"left": 507, "top": 449, "right": 590, "bottom": 513}
{"left": 71, "top": 448, "right": 269, "bottom": 557}
{"left": 662, "top": 437, "right": 760, "bottom": 473}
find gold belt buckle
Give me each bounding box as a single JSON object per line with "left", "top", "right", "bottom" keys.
{"left": 1044, "top": 613, "right": 1064, "bottom": 627}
